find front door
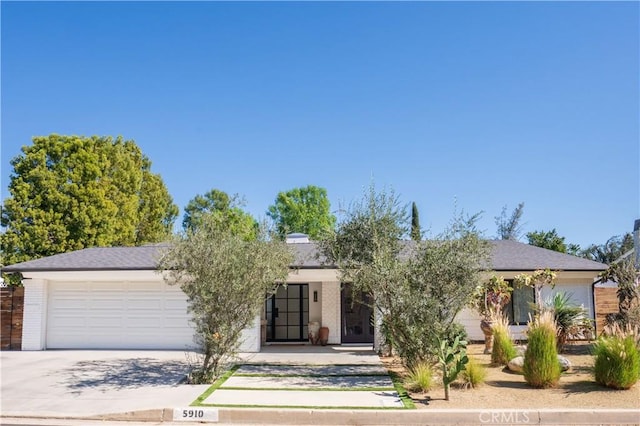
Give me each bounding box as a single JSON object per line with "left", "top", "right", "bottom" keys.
{"left": 341, "top": 284, "right": 374, "bottom": 344}
{"left": 265, "top": 284, "right": 309, "bottom": 342}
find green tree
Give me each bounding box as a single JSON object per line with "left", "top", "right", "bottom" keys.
{"left": 159, "top": 213, "right": 293, "bottom": 382}
{"left": 267, "top": 185, "right": 336, "bottom": 240}
{"left": 526, "top": 228, "right": 580, "bottom": 254}
{"left": 495, "top": 202, "right": 525, "bottom": 240}
{"left": 581, "top": 233, "right": 634, "bottom": 264}
{"left": 321, "top": 184, "right": 488, "bottom": 370}
{"left": 411, "top": 202, "right": 422, "bottom": 241}
{"left": 1, "top": 134, "right": 178, "bottom": 266}
{"left": 182, "top": 189, "right": 257, "bottom": 239}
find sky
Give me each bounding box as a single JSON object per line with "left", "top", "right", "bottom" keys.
{"left": 1, "top": 1, "right": 638, "bottom": 249}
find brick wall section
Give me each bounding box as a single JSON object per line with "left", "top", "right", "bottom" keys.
{"left": 594, "top": 287, "right": 618, "bottom": 336}
{"left": 1, "top": 286, "right": 24, "bottom": 350}
{"left": 22, "top": 279, "right": 46, "bottom": 350}
{"left": 321, "top": 281, "right": 341, "bottom": 344}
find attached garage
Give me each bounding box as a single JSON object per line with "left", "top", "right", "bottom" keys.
{"left": 46, "top": 281, "right": 194, "bottom": 349}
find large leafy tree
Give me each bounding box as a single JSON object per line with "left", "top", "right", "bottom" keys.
{"left": 526, "top": 228, "right": 580, "bottom": 255}
{"left": 159, "top": 213, "right": 293, "bottom": 382}
{"left": 581, "top": 233, "right": 634, "bottom": 264}
{"left": 182, "top": 189, "right": 257, "bottom": 239}
{"left": 267, "top": 185, "right": 336, "bottom": 240}
{"left": 1, "top": 135, "right": 178, "bottom": 265}
{"left": 495, "top": 202, "right": 525, "bottom": 240}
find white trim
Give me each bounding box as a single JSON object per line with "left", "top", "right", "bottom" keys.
{"left": 22, "top": 279, "right": 47, "bottom": 350}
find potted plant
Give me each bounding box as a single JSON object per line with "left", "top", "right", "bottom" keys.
{"left": 471, "top": 275, "right": 513, "bottom": 353}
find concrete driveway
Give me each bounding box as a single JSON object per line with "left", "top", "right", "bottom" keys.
{"left": 0, "top": 350, "right": 209, "bottom": 418}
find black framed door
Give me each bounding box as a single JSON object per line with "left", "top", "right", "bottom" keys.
{"left": 265, "top": 284, "right": 309, "bottom": 342}
{"left": 341, "top": 284, "right": 374, "bottom": 344}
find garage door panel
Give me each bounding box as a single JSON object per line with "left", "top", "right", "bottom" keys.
{"left": 47, "top": 281, "right": 195, "bottom": 349}
{"left": 86, "top": 316, "right": 124, "bottom": 327}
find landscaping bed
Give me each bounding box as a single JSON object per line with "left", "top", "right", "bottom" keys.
{"left": 380, "top": 343, "right": 640, "bottom": 409}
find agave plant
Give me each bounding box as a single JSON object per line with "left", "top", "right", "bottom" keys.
{"left": 538, "top": 292, "right": 593, "bottom": 351}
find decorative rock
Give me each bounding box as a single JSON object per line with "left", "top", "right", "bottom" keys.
{"left": 507, "top": 356, "right": 524, "bottom": 373}
{"left": 507, "top": 355, "right": 572, "bottom": 373}
{"left": 557, "top": 355, "right": 572, "bottom": 372}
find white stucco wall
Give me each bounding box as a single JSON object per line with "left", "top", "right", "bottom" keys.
{"left": 238, "top": 315, "right": 261, "bottom": 352}
{"left": 21, "top": 279, "right": 47, "bottom": 350}
{"left": 308, "top": 282, "right": 322, "bottom": 323}
{"left": 456, "top": 271, "right": 598, "bottom": 342}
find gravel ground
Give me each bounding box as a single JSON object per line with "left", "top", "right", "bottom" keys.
{"left": 381, "top": 343, "right": 640, "bottom": 409}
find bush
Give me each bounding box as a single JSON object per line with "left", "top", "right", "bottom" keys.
{"left": 540, "top": 292, "right": 593, "bottom": 351}
{"left": 491, "top": 314, "right": 517, "bottom": 366}
{"left": 524, "top": 311, "right": 561, "bottom": 388}
{"left": 460, "top": 357, "right": 487, "bottom": 388}
{"left": 593, "top": 329, "right": 640, "bottom": 390}
{"left": 444, "top": 322, "right": 468, "bottom": 345}
{"left": 404, "top": 362, "right": 433, "bottom": 393}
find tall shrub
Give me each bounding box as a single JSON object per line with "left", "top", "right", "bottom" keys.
{"left": 524, "top": 311, "right": 561, "bottom": 388}
{"left": 593, "top": 325, "right": 640, "bottom": 390}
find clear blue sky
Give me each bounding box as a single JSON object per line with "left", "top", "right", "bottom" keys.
{"left": 2, "top": 1, "right": 638, "bottom": 249}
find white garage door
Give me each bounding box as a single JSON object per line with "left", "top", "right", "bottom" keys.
{"left": 47, "top": 281, "right": 195, "bottom": 349}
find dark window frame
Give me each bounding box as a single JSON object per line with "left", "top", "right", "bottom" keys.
{"left": 505, "top": 279, "right": 535, "bottom": 326}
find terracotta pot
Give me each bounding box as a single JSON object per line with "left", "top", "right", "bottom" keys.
{"left": 319, "top": 326, "right": 329, "bottom": 346}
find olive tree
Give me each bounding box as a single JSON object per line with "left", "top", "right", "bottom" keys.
{"left": 159, "top": 213, "right": 293, "bottom": 382}
{"left": 321, "top": 184, "right": 489, "bottom": 368}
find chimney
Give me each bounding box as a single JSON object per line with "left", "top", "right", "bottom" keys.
{"left": 634, "top": 219, "right": 640, "bottom": 269}
{"left": 286, "top": 233, "right": 310, "bottom": 244}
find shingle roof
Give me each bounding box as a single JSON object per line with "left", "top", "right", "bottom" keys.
{"left": 2, "top": 239, "right": 608, "bottom": 273}
{"left": 488, "top": 240, "right": 607, "bottom": 271}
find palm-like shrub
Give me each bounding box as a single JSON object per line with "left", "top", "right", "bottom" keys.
{"left": 593, "top": 325, "right": 640, "bottom": 390}
{"left": 491, "top": 313, "right": 517, "bottom": 366}
{"left": 524, "top": 311, "right": 561, "bottom": 388}
{"left": 540, "top": 292, "right": 593, "bottom": 351}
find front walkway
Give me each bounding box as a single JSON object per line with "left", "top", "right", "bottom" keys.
{"left": 238, "top": 343, "right": 382, "bottom": 365}
{"left": 199, "top": 344, "right": 405, "bottom": 409}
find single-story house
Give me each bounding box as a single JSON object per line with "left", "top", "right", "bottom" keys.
{"left": 1, "top": 237, "right": 608, "bottom": 352}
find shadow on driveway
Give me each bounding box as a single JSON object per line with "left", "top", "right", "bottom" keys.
{"left": 56, "top": 358, "right": 189, "bottom": 393}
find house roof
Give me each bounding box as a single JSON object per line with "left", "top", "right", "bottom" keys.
{"left": 487, "top": 239, "right": 607, "bottom": 271}
{"left": 2, "top": 239, "right": 608, "bottom": 273}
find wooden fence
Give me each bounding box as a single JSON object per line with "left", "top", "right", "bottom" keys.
{"left": 594, "top": 287, "right": 618, "bottom": 336}
{"left": 1, "top": 286, "right": 24, "bottom": 350}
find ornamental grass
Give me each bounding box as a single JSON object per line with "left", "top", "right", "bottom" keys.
{"left": 593, "top": 324, "right": 640, "bottom": 390}
{"left": 491, "top": 313, "right": 517, "bottom": 366}
{"left": 524, "top": 311, "right": 561, "bottom": 388}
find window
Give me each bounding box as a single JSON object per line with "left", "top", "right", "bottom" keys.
{"left": 505, "top": 280, "right": 535, "bottom": 325}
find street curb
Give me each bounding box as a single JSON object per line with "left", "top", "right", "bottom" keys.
{"left": 81, "top": 407, "right": 640, "bottom": 425}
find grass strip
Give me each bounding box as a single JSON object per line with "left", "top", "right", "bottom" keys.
{"left": 235, "top": 372, "right": 389, "bottom": 377}
{"left": 241, "top": 363, "right": 380, "bottom": 367}
{"left": 219, "top": 386, "right": 396, "bottom": 391}
{"left": 191, "top": 364, "right": 240, "bottom": 406}
{"left": 198, "top": 403, "right": 407, "bottom": 410}
{"left": 388, "top": 370, "right": 416, "bottom": 409}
